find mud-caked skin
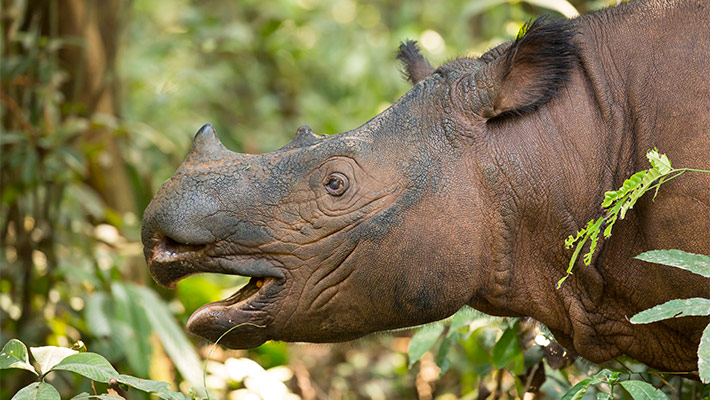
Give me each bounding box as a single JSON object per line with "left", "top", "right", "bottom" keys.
{"left": 143, "top": 0, "right": 710, "bottom": 372}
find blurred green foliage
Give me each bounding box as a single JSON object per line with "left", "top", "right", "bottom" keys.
{"left": 2, "top": 0, "right": 707, "bottom": 399}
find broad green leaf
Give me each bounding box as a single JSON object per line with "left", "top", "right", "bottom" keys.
{"left": 3, "top": 339, "right": 30, "bottom": 363}
{"left": 435, "top": 333, "right": 454, "bottom": 375}
{"left": 71, "top": 394, "right": 124, "bottom": 400}
{"left": 0, "top": 353, "right": 38, "bottom": 374}
{"left": 116, "top": 374, "right": 181, "bottom": 396}
{"left": 408, "top": 323, "right": 444, "bottom": 368}
{"left": 620, "top": 194, "right": 636, "bottom": 219}
{"left": 699, "top": 323, "right": 710, "bottom": 384}
{"left": 30, "top": 346, "right": 77, "bottom": 375}
{"left": 593, "top": 369, "right": 616, "bottom": 380}
{"left": 647, "top": 150, "right": 672, "bottom": 174}
{"left": 492, "top": 327, "right": 520, "bottom": 368}
{"left": 622, "top": 171, "right": 645, "bottom": 193}
{"left": 619, "top": 380, "right": 669, "bottom": 400}
{"left": 597, "top": 393, "right": 612, "bottom": 400}
{"left": 0, "top": 339, "right": 37, "bottom": 375}
{"left": 131, "top": 285, "right": 205, "bottom": 395}
{"left": 84, "top": 292, "right": 112, "bottom": 337}
{"left": 603, "top": 215, "right": 616, "bottom": 238}
{"left": 641, "top": 167, "right": 661, "bottom": 187}
{"left": 583, "top": 219, "right": 603, "bottom": 265}
{"left": 448, "top": 306, "right": 481, "bottom": 334}
{"left": 630, "top": 298, "right": 710, "bottom": 324}
{"left": 160, "top": 392, "right": 192, "bottom": 400}
{"left": 50, "top": 352, "right": 119, "bottom": 383}
{"left": 561, "top": 378, "right": 596, "bottom": 400}
{"left": 601, "top": 190, "right": 618, "bottom": 208}
{"left": 11, "top": 382, "right": 60, "bottom": 400}
{"left": 634, "top": 249, "right": 710, "bottom": 278}
{"left": 111, "top": 282, "right": 152, "bottom": 377}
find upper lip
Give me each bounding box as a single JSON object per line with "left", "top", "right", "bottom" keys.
{"left": 145, "top": 233, "right": 282, "bottom": 289}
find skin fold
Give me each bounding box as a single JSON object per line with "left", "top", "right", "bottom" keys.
{"left": 142, "top": 0, "right": 710, "bottom": 372}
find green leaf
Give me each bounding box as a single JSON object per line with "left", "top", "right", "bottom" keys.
{"left": 435, "top": 333, "right": 454, "bottom": 375}
{"left": 641, "top": 167, "right": 662, "bottom": 187}
{"left": 11, "top": 382, "right": 60, "bottom": 400}
{"left": 619, "top": 195, "right": 635, "bottom": 219}
{"left": 601, "top": 191, "right": 617, "bottom": 208}
{"left": 593, "top": 369, "right": 614, "bottom": 379}
{"left": 492, "top": 327, "right": 520, "bottom": 368}
{"left": 0, "top": 354, "right": 38, "bottom": 374}
{"left": 563, "top": 149, "right": 710, "bottom": 288}
{"left": 622, "top": 171, "right": 645, "bottom": 193}
{"left": 30, "top": 346, "right": 77, "bottom": 376}
{"left": 0, "top": 339, "right": 38, "bottom": 375}
{"left": 117, "top": 374, "right": 173, "bottom": 391}
{"left": 50, "top": 352, "right": 119, "bottom": 383}
{"left": 634, "top": 249, "right": 710, "bottom": 278}
{"left": 3, "top": 339, "right": 31, "bottom": 363}
{"left": 84, "top": 293, "right": 112, "bottom": 337}
{"left": 630, "top": 298, "right": 710, "bottom": 324}
{"left": 561, "top": 378, "right": 596, "bottom": 400}
{"left": 602, "top": 216, "right": 616, "bottom": 238}
{"left": 583, "top": 219, "right": 603, "bottom": 265}
{"left": 111, "top": 282, "right": 153, "bottom": 377}
{"left": 448, "top": 306, "right": 479, "bottom": 334}
{"left": 160, "top": 392, "right": 192, "bottom": 400}
{"left": 71, "top": 394, "right": 125, "bottom": 400}
{"left": 647, "top": 150, "right": 672, "bottom": 174}
{"left": 564, "top": 217, "right": 601, "bottom": 276}
{"left": 699, "top": 322, "right": 710, "bottom": 384}
{"left": 131, "top": 285, "right": 205, "bottom": 394}
{"left": 408, "top": 323, "right": 444, "bottom": 368}
{"left": 619, "top": 380, "right": 670, "bottom": 400}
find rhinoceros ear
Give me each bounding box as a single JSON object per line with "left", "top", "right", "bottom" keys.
{"left": 397, "top": 40, "right": 435, "bottom": 84}
{"left": 481, "top": 18, "right": 579, "bottom": 119}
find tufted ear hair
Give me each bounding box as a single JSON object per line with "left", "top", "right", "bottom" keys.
{"left": 397, "top": 40, "right": 435, "bottom": 84}
{"left": 479, "top": 17, "right": 579, "bottom": 119}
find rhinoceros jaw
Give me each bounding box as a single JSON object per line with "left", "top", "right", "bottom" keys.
{"left": 220, "top": 276, "right": 270, "bottom": 306}
{"left": 186, "top": 276, "right": 276, "bottom": 348}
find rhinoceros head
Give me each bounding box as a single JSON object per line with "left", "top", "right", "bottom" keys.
{"left": 142, "top": 19, "right": 578, "bottom": 348}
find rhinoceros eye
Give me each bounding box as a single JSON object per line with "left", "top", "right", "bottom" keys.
{"left": 324, "top": 173, "right": 349, "bottom": 196}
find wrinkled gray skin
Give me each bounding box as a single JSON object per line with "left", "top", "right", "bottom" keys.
{"left": 143, "top": 0, "right": 710, "bottom": 372}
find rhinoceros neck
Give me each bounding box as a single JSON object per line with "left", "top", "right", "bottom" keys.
{"left": 463, "top": 1, "right": 710, "bottom": 372}
{"left": 575, "top": 0, "right": 710, "bottom": 171}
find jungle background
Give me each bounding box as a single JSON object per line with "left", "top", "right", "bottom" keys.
{"left": 2, "top": 0, "right": 706, "bottom": 399}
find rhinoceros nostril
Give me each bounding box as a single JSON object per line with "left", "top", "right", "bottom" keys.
{"left": 153, "top": 234, "right": 207, "bottom": 263}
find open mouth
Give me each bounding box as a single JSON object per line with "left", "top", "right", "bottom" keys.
{"left": 145, "top": 233, "right": 279, "bottom": 347}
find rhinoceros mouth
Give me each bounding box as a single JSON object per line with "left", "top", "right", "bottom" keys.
{"left": 146, "top": 233, "right": 282, "bottom": 287}
{"left": 145, "top": 233, "right": 282, "bottom": 347}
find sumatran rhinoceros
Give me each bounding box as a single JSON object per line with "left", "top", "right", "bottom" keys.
{"left": 142, "top": 0, "right": 710, "bottom": 372}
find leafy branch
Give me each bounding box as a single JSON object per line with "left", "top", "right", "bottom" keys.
{"left": 1, "top": 339, "right": 191, "bottom": 400}
{"left": 630, "top": 249, "right": 710, "bottom": 383}
{"left": 562, "top": 368, "right": 672, "bottom": 400}
{"left": 558, "top": 149, "right": 710, "bottom": 288}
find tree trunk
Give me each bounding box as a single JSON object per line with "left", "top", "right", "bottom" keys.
{"left": 57, "top": 0, "right": 135, "bottom": 216}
